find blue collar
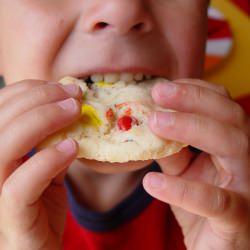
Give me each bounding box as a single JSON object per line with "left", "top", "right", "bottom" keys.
{"left": 65, "top": 161, "right": 160, "bottom": 232}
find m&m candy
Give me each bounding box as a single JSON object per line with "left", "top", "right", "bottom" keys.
{"left": 117, "top": 115, "right": 138, "bottom": 131}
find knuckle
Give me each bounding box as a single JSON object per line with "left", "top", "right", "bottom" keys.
{"left": 212, "top": 189, "right": 231, "bottom": 216}
{"left": 47, "top": 84, "right": 67, "bottom": 98}
{"left": 192, "top": 85, "right": 203, "bottom": 104}
{"left": 30, "top": 84, "right": 66, "bottom": 103}
{"left": 32, "top": 102, "right": 76, "bottom": 132}
{"left": 232, "top": 103, "right": 247, "bottom": 127}
{"left": 178, "top": 181, "right": 190, "bottom": 207}
{"left": 191, "top": 114, "right": 205, "bottom": 135}
{"left": 217, "top": 85, "right": 230, "bottom": 97}
{"left": 235, "top": 130, "right": 249, "bottom": 157}
{"left": 1, "top": 183, "right": 21, "bottom": 207}
{"left": 31, "top": 85, "right": 52, "bottom": 101}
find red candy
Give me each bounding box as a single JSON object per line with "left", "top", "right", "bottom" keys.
{"left": 117, "top": 115, "right": 138, "bottom": 131}
{"left": 106, "top": 108, "right": 115, "bottom": 119}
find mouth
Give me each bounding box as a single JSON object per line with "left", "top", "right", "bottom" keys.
{"left": 69, "top": 66, "right": 166, "bottom": 85}
{"left": 57, "top": 64, "right": 167, "bottom": 91}
{"left": 82, "top": 72, "right": 157, "bottom": 85}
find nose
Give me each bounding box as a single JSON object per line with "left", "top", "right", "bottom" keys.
{"left": 83, "top": 0, "right": 154, "bottom": 35}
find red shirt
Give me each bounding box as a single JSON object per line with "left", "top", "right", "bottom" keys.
{"left": 63, "top": 163, "right": 186, "bottom": 250}
{"left": 63, "top": 199, "right": 185, "bottom": 250}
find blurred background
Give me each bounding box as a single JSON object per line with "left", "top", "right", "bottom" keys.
{"left": 0, "top": 0, "right": 249, "bottom": 112}
{"left": 204, "top": 0, "right": 250, "bottom": 114}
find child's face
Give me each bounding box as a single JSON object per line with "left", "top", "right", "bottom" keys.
{"left": 0, "top": 0, "right": 209, "bottom": 172}
{"left": 0, "top": 0, "right": 208, "bottom": 84}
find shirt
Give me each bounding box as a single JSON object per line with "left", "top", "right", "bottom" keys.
{"left": 63, "top": 163, "right": 186, "bottom": 250}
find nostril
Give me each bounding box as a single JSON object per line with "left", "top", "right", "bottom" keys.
{"left": 95, "top": 22, "right": 109, "bottom": 30}
{"left": 94, "top": 21, "right": 147, "bottom": 33}
{"left": 133, "top": 22, "right": 145, "bottom": 31}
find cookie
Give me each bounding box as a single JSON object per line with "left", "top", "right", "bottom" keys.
{"left": 38, "top": 76, "right": 185, "bottom": 162}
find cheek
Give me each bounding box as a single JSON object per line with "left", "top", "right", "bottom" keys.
{"left": 156, "top": 4, "right": 208, "bottom": 78}
{"left": 0, "top": 1, "right": 75, "bottom": 83}
{"left": 171, "top": 18, "right": 207, "bottom": 78}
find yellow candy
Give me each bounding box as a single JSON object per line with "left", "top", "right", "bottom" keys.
{"left": 81, "top": 104, "right": 102, "bottom": 128}
{"left": 96, "top": 81, "right": 113, "bottom": 87}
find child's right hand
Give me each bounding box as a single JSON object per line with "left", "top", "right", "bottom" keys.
{"left": 0, "top": 80, "right": 82, "bottom": 250}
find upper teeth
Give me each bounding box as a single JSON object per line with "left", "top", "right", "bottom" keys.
{"left": 89, "top": 73, "right": 153, "bottom": 83}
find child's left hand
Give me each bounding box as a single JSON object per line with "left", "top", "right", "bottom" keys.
{"left": 143, "top": 79, "right": 250, "bottom": 250}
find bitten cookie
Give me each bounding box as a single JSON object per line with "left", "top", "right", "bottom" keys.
{"left": 38, "top": 76, "right": 185, "bottom": 162}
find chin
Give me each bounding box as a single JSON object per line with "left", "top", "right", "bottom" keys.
{"left": 77, "top": 158, "right": 154, "bottom": 174}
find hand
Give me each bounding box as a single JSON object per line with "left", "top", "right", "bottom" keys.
{"left": 0, "top": 80, "right": 82, "bottom": 250}
{"left": 143, "top": 79, "right": 250, "bottom": 250}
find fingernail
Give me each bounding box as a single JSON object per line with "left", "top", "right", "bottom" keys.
{"left": 162, "top": 83, "right": 177, "bottom": 96}
{"left": 154, "top": 83, "right": 177, "bottom": 98}
{"left": 57, "top": 98, "right": 78, "bottom": 111}
{"left": 152, "top": 111, "right": 174, "bottom": 127}
{"left": 62, "top": 84, "right": 80, "bottom": 96}
{"left": 145, "top": 174, "right": 165, "bottom": 189}
{"left": 56, "top": 139, "right": 76, "bottom": 154}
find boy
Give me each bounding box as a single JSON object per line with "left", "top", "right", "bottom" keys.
{"left": 0, "top": 0, "right": 249, "bottom": 249}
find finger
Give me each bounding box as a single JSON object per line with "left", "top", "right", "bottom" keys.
{"left": 143, "top": 173, "right": 248, "bottom": 230}
{"left": 2, "top": 138, "right": 77, "bottom": 207}
{"left": 0, "top": 80, "right": 46, "bottom": 107}
{"left": 0, "top": 83, "right": 82, "bottom": 130}
{"left": 157, "top": 147, "right": 193, "bottom": 176}
{"left": 158, "top": 148, "right": 230, "bottom": 189}
{"left": 0, "top": 98, "right": 81, "bottom": 181}
{"left": 177, "top": 152, "right": 225, "bottom": 187}
{"left": 173, "top": 78, "right": 230, "bottom": 97}
{"left": 149, "top": 111, "right": 249, "bottom": 160}
{"left": 157, "top": 149, "right": 224, "bottom": 193}
{"left": 152, "top": 82, "right": 246, "bottom": 129}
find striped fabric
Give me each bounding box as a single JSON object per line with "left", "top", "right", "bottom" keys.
{"left": 231, "top": 0, "right": 250, "bottom": 15}
{"left": 205, "top": 7, "right": 233, "bottom": 72}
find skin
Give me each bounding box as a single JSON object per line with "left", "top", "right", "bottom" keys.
{"left": 0, "top": 0, "right": 249, "bottom": 249}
